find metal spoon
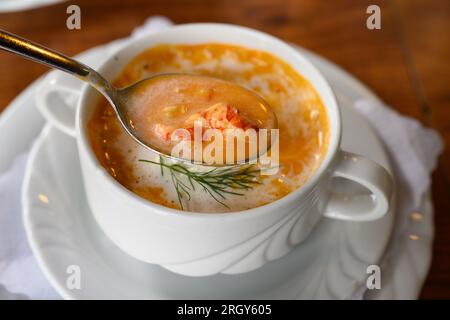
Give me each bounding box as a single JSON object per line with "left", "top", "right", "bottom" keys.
{"left": 0, "top": 29, "right": 277, "bottom": 164}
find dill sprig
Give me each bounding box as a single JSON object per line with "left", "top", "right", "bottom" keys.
{"left": 139, "top": 156, "right": 261, "bottom": 210}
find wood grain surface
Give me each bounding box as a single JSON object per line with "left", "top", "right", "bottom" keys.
{"left": 0, "top": 0, "right": 448, "bottom": 299}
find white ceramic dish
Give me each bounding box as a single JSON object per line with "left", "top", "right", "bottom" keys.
{"left": 34, "top": 24, "right": 394, "bottom": 277}
{"left": 21, "top": 38, "right": 396, "bottom": 299}
{"left": 0, "top": 40, "right": 432, "bottom": 299}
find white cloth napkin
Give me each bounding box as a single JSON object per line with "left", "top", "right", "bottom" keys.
{"left": 0, "top": 17, "right": 443, "bottom": 300}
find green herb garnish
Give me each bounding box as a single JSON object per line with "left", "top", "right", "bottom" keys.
{"left": 139, "top": 156, "right": 261, "bottom": 210}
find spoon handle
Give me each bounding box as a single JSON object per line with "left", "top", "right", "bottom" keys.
{"left": 0, "top": 28, "right": 113, "bottom": 97}
{"left": 0, "top": 29, "right": 91, "bottom": 77}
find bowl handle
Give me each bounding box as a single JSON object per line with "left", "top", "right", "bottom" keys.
{"left": 34, "top": 70, "right": 84, "bottom": 137}
{"left": 323, "top": 150, "right": 394, "bottom": 221}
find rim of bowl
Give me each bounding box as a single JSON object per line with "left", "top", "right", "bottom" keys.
{"left": 77, "top": 22, "right": 341, "bottom": 221}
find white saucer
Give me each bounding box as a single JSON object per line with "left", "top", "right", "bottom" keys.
{"left": 21, "top": 43, "right": 397, "bottom": 299}
{"left": 0, "top": 42, "right": 431, "bottom": 299}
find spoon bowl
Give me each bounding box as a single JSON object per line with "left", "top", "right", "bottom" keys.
{"left": 116, "top": 73, "right": 278, "bottom": 164}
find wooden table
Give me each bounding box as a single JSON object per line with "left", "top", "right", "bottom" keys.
{"left": 0, "top": 0, "right": 448, "bottom": 299}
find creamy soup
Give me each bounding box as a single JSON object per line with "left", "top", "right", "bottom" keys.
{"left": 88, "top": 43, "right": 330, "bottom": 212}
